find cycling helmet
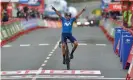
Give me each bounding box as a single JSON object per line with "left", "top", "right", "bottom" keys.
{"left": 65, "top": 12, "right": 71, "bottom": 17}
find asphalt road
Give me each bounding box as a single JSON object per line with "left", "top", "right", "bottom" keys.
{"left": 1, "top": 27, "right": 128, "bottom": 80}
{"left": 1, "top": 1, "right": 128, "bottom": 80}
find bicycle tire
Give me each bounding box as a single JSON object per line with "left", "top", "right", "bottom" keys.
{"left": 66, "top": 60, "right": 70, "bottom": 70}
{"left": 65, "top": 43, "right": 70, "bottom": 70}
{"left": 66, "top": 54, "right": 70, "bottom": 70}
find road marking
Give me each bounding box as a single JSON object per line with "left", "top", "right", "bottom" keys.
{"left": 38, "top": 68, "right": 43, "bottom": 71}
{"left": 50, "top": 52, "right": 53, "bottom": 53}
{"left": 1, "top": 75, "right": 105, "bottom": 79}
{"left": 2, "top": 45, "right": 12, "bottom": 47}
{"left": 96, "top": 44, "right": 106, "bottom": 46}
{"left": 20, "top": 44, "right": 30, "bottom": 47}
{"left": 46, "top": 57, "right": 50, "bottom": 60}
{"left": 78, "top": 43, "right": 87, "bottom": 45}
{"left": 31, "top": 40, "right": 62, "bottom": 80}
{"left": 1, "top": 70, "right": 101, "bottom": 75}
{"left": 44, "top": 60, "right": 48, "bottom": 63}
{"left": 38, "top": 44, "right": 49, "bottom": 46}
{"left": 59, "top": 43, "right": 88, "bottom": 46}
{"left": 41, "top": 64, "right": 46, "bottom": 66}
{"left": 48, "top": 54, "right": 52, "bottom": 56}
{"left": 53, "top": 49, "right": 56, "bottom": 51}
{"left": 1, "top": 76, "right": 128, "bottom": 79}
{"left": 2, "top": 43, "right": 90, "bottom": 48}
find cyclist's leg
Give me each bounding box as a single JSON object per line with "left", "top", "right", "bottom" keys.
{"left": 68, "top": 34, "right": 78, "bottom": 59}
{"left": 61, "top": 33, "right": 67, "bottom": 64}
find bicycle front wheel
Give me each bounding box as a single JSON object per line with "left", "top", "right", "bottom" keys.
{"left": 66, "top": 61, "right": 70, "bottom": 70}
{"left": 65, "top": 43, "right": 70, "bottom": 70}
{"left": 66, "top": 53, "right": 70, "bottom": 70}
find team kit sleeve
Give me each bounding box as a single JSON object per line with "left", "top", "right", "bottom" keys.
{"left": 71, "top": 17, "right": 76, "bottom": 22}
{"left": 61, "top": 17, "right": 65, "bottom": 21}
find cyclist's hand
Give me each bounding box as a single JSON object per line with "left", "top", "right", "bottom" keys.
{"left": 51, "top": 6, "right": 56, "bottom": 10}
{"left": 83, "top": 6, "right": 87, "bottom": 11}
{"left": 83, "top": 8, "right": 86, "bottom": 11}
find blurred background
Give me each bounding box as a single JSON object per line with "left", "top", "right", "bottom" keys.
{"left": 1, "top": 0, "right": 102, "bottom": 27}
{"left": 1, "top": 0, "right": 133, "bottom": 80}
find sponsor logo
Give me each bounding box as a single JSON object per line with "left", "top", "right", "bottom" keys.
{"left": 126, "top": 39, "right": 130, "bottom": 43}
{"left": 117, "top": 29, "right": 121, "bottom": 32}
{"left": 64, "top": 22, "right": 71, "bottom": 26}
{"left": 113, "top": 5, "right": 121, "bottom": 10}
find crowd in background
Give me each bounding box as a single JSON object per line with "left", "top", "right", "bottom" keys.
{"left": 16, "top": 6, "right": 41, "bottom": 20}
{"left": 1, "top": 8, "right": 9, "bottom": 22}
{"left": 1, "top": 6, "right": 42, "bottom": 22}
{"left": 102, "top": 10, "right": 133, "bottom": 29}
{"left": 102, "top": 11, "right": 122, "bottom": 20}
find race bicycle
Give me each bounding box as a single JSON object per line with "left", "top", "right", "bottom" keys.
{"left": 59, "top": 38, "right": 73, "bottom": 70}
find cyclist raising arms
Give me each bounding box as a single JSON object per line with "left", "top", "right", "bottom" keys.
{"left": 52, "top": 6, "right": 86, "bottom": 64}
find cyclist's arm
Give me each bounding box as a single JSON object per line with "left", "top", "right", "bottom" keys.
{"left": 52, "top": 6, "right": 62, "bottom": 18}
{"left": 75, "top": 8, "right": 85, "bottom": 19}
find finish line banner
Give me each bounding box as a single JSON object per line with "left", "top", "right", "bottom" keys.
{"left": 0, "top": 0, "right": 37, "bottom": 3}
{"left": 0, "top": 0, "right": 19, "bottom": 2}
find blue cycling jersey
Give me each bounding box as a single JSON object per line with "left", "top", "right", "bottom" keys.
{"left": 61, "top": 17, "right": 76, "bottom": 33}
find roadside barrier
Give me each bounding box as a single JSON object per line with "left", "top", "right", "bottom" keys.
{"left": 114, "top": 27, "right": 133, "bottom": 69}
{"left": 99, "top": 18, "right": 114, "bottom": 43}
{"left": 120, "top": 32, "right": 132, "bottom": 59}
{"left": 126, "top": 58, "right": 133, "bottom": 80}
{"left": 56, "top": 21, "right": 62, "bottom": 28}
{"left": 127, "top": 45, "right": 133, "bottom": 67}
{"left": 1, "top": 19, "right": 23, "bottom": 46}
{"left": 1, "top": 18, "right": 45, "bottom": 46}
{"left": 114, "top": 27, "right": 122, "bottom": 55}
{"left": 1, "top": 18, "right": 77, "bottom": 46}
{"left": 45, "top": 20, "right": 57, "bottom": 28}
{"left": 99, "top": 17, "right": 133, "bottom": 70}
{"left": 121, "top": 35, "right": 133, "bottom": 69}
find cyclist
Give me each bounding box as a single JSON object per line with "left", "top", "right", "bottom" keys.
{"left": 52, "top": 6, "right": 86, "bottom": 64}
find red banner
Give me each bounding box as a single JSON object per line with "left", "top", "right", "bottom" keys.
{"left": 121, "top": 0, "right": 132, "bottom": 1}
{"left": 109, "top": 3, "right": 122, "bottom": 11}
{"left": 131, "top": 3, "right": 133, "bottom": 13}
{"left": 7, "top": 3, "right": 12, "bottom": 18}
{"left": 122, "top": 2, "right": 128, "bottom": 11}
{"left": 18, "top": 0, "right": 44, "bottom": 13}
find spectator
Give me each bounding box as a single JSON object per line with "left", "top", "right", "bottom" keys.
{"left": 127, "top": 11, "right": 132, "bottom": 28}
{"left": 23, "top": 6, "right": 29, "bottom": 20}
{"left": 31, "top": 9, "right": 36, "bottom": 18}
{"left": 37, "top": 11, "right": 40, "bottom": 18}
{"left": 17, "top": 8, "right": 21, "bottom": 18}
{"left": 2, "top": 8, "right": 9, "bottom": 22}
{"left": 19, "top": 10, "right": 24, "bottom": 18}
{"left": 2, "top": 13, "right": 9, "bottom": 22}
{"left": 23, "top": 6, "right": 29, "bottom": 13}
